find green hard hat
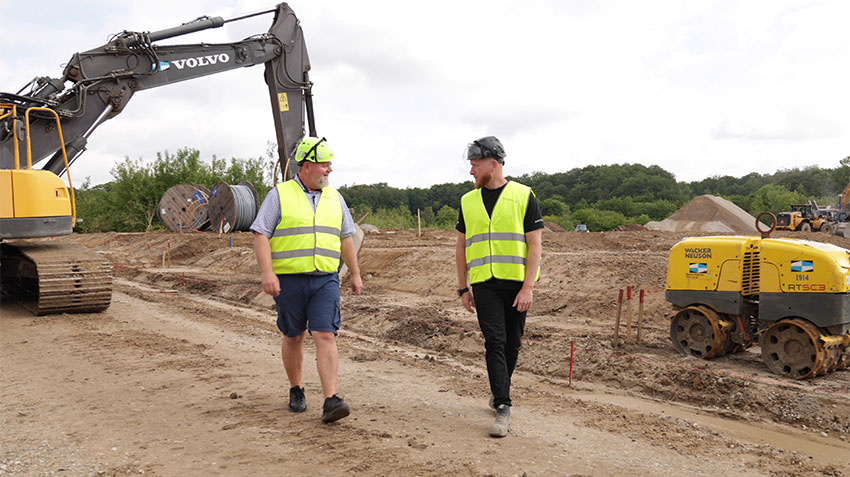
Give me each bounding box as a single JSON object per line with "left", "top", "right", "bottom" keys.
{"left": 296, "top": 137, "right": 334, "bottom": 163}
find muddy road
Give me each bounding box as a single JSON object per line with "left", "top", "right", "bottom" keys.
{"left": 1, "top": 229, "right": 848, "bottom": 476}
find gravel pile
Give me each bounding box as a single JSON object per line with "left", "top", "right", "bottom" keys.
{"left": 645, "top": 194, "right": 759, "bottom": 234}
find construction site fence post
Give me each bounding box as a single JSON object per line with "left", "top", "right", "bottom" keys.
{"left": 613, "top": 289, "right": 624, "bottom": 348}
{"left": 626, "top": 286, "right": 633, "bottom": 342}
{"left": 637, "top": 289, "right": 645, "bottom": 344}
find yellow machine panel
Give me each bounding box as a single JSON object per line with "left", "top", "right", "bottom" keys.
{"left": 0, "top": 170, "right": 12, "bottom": 218}
{"left": 8, "top": 169, "right": 71, "bottom": 218}
{"left": 666, "top": 236, "right": 757, "bottom": 292}
{"left": 760, "top": 238, "right": 850, "bottom": 294}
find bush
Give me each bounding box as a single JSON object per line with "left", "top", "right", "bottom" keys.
{"left": 748, "top": 185, "right": 808, "bottom": 216}
{"left": 540, "top": 198, "right": 569, "bottom": 216}
{"left": 571, "top": 208, "right": 630, "bottom": 232}
{"left": 592, "top": 197, "right": 677, "bottom": 221}
{"left": 544, "top": 214, "right": 575, "bottom": 231}
{"left": 368, "top": 205, "right": 415, "bottom": 229}
{"left": 434, "top": 205, "right": 458, "bottom": 229}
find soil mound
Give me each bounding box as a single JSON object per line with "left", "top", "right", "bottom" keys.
{"left": 543, "top": 220, "right": 566, "bottom": 232}
{"left": 645, "top": 195, "right": 758, "bottom": 234}
{"left": 614, "top": 224, "right": 647, "bottom": 231}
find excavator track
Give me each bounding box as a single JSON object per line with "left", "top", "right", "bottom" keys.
{"left": 1, "top": 241, "right": 112, "bottom": 315}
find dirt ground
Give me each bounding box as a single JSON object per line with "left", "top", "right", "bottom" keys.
{"left": 1, "top": 228, "right": 849, "bottom": 476}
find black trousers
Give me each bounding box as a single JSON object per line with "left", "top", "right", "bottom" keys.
{"left": 472, "top": 280, "right": 527, "bottom": 407}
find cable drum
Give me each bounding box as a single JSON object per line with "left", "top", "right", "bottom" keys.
{"left": 158, "top": 184, "right": 211, "bottom": 232}
{"left": 208, "top": 181, "right": 260, "bottom": 233}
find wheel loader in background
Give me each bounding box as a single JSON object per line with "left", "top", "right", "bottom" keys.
{"left": 774, "top": 202, "right": 828, "bottom": 232}
{"left": 774, "top": 184, "right": 850, "bottom": 237}
{"left": 666, "top": 215, "right": 850, "bottom": 379}
{"left": 1, "top": 3, "right": 315, "bottom": 314}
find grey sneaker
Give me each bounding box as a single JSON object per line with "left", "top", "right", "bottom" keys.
{"left": 321, "top": 395, "right": 350, "bottom": 423}
{"left": 489, "top": 404, "right": 511, "bottom": 437}
{"left": 488, "top": 394, "right": 496, "bottom": 410}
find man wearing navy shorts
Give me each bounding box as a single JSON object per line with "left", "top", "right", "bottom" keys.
{"left": 252, "top": 137, "right": 363, "bottom": 423}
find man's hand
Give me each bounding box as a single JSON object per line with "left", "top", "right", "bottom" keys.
{"left": 513, "top": 286, "right": 533, "bottom": 312}
{"left": 350, "top": 274, "right": 363, "bottom": 295}
{"left": 461, "top": 290, "right": 475, "bottom": 313}
{"left": 261, "top": 270, "right": 281, "bottom": 297}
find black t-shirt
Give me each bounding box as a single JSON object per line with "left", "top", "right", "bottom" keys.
{"left": 455, "top": 182, "right": 544, "bottom": 234}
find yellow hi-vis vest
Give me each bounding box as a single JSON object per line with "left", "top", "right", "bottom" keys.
{"left": 270, "top": 179, "right": 343, "bottom": 274}
{"left": 462, "top": 181, "right": 540, "bottom": 284}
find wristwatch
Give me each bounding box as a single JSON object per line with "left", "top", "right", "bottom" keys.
{"left": 457, "top": 287, "right": 469, "bottom": 297}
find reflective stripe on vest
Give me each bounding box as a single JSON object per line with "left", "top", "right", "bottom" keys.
{"left": 270, "top": 180, "right": 343, "bottom": 274}
{"left": 461, "top": 181, "right": 539, "bottom": 284}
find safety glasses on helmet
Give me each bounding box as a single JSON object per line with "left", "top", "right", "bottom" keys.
{"left": 465, "top": 136, "right": 505, "bottom": 164}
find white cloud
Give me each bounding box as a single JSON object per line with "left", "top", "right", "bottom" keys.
{"left": 2, "top": 0, "right": 848, "bottom": 189}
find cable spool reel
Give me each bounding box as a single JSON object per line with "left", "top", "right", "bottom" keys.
{"left": 208, "top": 181, "right": 260, "bottom": 233}
{"left": 158, "top": 184, "right": 211, "bottom": 232}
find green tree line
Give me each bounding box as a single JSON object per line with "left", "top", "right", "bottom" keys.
{"left": 74, "top": 150, "right": 849, "bottom": 233}
{"left": 341, "top": 160, "right": 849, "bottom": 232}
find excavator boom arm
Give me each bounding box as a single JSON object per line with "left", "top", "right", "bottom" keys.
{"left": 0, "top": 3, "right": 309, "bottom": 183}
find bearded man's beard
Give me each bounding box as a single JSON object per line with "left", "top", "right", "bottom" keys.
{"left": 474, "top": 171, "right": 492, "bottom": 189}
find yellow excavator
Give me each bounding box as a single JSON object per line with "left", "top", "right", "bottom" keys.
{"left": 666, "top": 214, "right": 850, "bottom": 379}
{"left": 1, "top": 3, "right": 314, "bottom": 314}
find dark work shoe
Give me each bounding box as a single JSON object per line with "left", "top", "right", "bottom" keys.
{"left": 321, "top": 395, "right": 350, "bottom": 423}
{"left": 289, "top": 386, "right": 306, "bottom": 413}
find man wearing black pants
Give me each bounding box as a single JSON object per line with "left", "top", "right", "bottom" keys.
{"left": 455, "top": 136, "right": 543, "bottom": 437}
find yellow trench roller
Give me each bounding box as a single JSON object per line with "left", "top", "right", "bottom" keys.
{"left": 665, "top": 233, "right": 850, "bottom": 379}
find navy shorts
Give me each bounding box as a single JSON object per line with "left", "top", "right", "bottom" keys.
{"left": 274, "top": 273, "right": 341, "bottom": 337}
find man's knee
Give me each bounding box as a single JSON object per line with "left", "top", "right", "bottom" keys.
{"left": 311, "top": 330, "right": 336, "bottom": 344}
{"left": 484, "top": 337, "right": 507, "bottom": 352}
{"left": 283, "top": 332, "right": 306, "bottom": 346}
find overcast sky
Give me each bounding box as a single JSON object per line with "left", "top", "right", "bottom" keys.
{"left": 2, "top": 0, "right": 848, "bottom": 190}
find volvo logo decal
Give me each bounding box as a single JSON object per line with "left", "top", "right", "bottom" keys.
{"left": 171, "top": 53, "right": 230, "bottom": 70}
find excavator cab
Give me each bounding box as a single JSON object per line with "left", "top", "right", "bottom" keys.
{"left": 0, "top": 104, "right": 76, "bottom": 239}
